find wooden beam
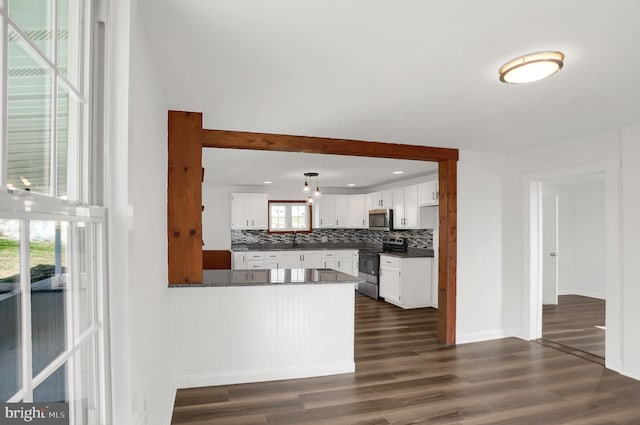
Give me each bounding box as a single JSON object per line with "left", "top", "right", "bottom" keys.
{"left": 438, "top": 159, "right": 457, "bottom": 344}
{"left": 168, "top": 111, "right": 204, "bottom": 284}
{"left": 203, "top": 250, "right": 232, "bottom": 270}
{"left": 203, "top": 129, "right": 459, "bottom": 162}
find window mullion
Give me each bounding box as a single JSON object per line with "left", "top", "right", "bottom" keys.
{"left": 19, "top": 219, "right": 34, "bottom": 402}
{"left": 50, "top": 0, "right": 59, "bottom": 197}
{"left": 0, "top": 6, "right": 8, "bottom": 188}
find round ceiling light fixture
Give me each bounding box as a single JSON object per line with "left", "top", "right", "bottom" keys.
{"left": 499, "top": 51, "right": 564, "bottom": 84}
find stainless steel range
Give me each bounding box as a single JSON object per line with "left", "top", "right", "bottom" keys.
{"left": 357, "top": 237, "right": 408, "bottom": 299}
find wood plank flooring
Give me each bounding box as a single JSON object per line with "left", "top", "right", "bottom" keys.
{"left": 542, "top": 294, "right": 605, "bottom": 359}
{"left": 172, "top": 293, "right": 640, "bottom": 425}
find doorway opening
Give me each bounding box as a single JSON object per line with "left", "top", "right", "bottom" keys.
{"left": 540, "top": 172, "right": 606, "bottom": 363}
{"left": 524, "top": 159, "right": 621, "bottom": 370}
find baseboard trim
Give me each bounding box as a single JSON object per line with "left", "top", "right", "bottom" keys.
{"left": 620, "top": 369, "right": 640, "bottom": 382}
{"left": 557, "top": 290, "right": 605, "bottom": 300}
{"left": 456, "top": 329, "right": 507, "bottom": 344}
{"left": 174, "top": 362, "right": 356, "bottom": 389}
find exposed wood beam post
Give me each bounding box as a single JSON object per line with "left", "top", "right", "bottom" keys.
{"left": 438, "top": 159, "right": 457, "bottom": 344}
{"left": 203, "top": 129, "right": 459, "bottom": 162}
{"left": 168, "top": 111, "right": 204, "bottom": 284}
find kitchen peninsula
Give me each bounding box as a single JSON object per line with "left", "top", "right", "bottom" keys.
{"left": 168, "top": 268, "right": 358, "bottom": 388}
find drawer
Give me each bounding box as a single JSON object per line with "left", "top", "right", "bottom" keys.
{"left": 247, "top": 261, "right": 267, "bottom": 269}
{"left": 264, "top": 252, "right": 280, "bottom": 260}
{"left": 380, "top": 255, "right": 401, "bottom": 269}
{"left": 246, "top": 252, "right": 265, "bottom": 260}
{"left": 322, "top": 252, "right": 336, "bottom": 259}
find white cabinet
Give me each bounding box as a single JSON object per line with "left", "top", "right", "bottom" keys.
{"left": 315, "top": 195, "right": 348, "bottom": 228}
{"left": 231, "top": 193, "right": 268, "bottom": 230}
{"left": 347, "top": 194, "right": 368, "bottom": 228}
{"left": 322, "top": 252, "right": 336, "bottom": 269}
{"left": 372, "top": 190, "right": 393, "bottom": 209}
{"left": 379, "top": 254, "right": 433, "bottom": 309}
{"left": 418, "top": 180, "right": 439, "bottom": 206}
{"left": 300, "top": 251, "right": 323, "bottom": 268}
{"left": 392, "top": 184, "right": 419, "bottom": 229}
{"left": 336, "top": 251, "right": 356, "bottom": 276}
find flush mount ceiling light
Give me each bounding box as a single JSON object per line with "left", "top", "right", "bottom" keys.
{"left": 499, "top": 51, "right": 564, "bottom": 84}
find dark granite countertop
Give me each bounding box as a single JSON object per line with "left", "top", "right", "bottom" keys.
{"left": 231, "top": 243, "right": 434, "bottom": 258}
{"left": 231, "top": 242, "right": 367, "bottom": 251}
{"left": 379, "top": 248, "right": 434, "bottom": 258}
{"left": 169, "top": 268, "right": 360, "bottom": 287}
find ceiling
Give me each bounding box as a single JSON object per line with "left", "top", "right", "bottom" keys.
{"left": 202, "top": 149, "right": 437, "bottom": 190}
{"left": 140, "top": 0, "right": 640, "bottom": 154}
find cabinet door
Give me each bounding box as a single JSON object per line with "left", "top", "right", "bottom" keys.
{"left": 365, "top": 194, "right": 374, "bottom": 214}
{"left": 232, "top": 252, "right": 248, "bottom": 269}
{"left": 336, "top": 253, "right": 354, "bottom": 276}
{"left": 347, "top": 194, "right": 367, "bottom": 228}
{"left": 323, "top": 257, "right": 337, "bottom": 269}
{"left": 335, "top": 195, "right": 349, "bottom": 228}
{"left": 231, "top": 193, "right": 251, "bottom": 229}
{"left": 404, "top": 185, "right": 419, "bottom": 229}
{"left": 251, "top": 193, "right": 268, "bottom": 229}
{"left": 380, "top": 266, "right": 401, "bottom": 303}
{"left": 392, "top": 188, "right": 405, "bottom": 228}
{"left": 280, "top": 252, "right": 302, "bottom": 269}
{"left": 316, "top": 195, "right": 336, "bottom": 228}
{"left": 301, "top": 251, "right": 323, "bottom": 268}
{"left": 381, "top": 190, "right": 393, "bottom": 209}
{"left": 418, "top": 181, "right": 439, "bottom": 206}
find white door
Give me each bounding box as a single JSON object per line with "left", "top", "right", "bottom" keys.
{"left": 347, "top": 194, "right": 367, "bottom": 228}
{"left": 317, "top": 195, "right": 336, "bottom": 228}
{"left": 251, "top": 193, "right": 268, "bottom": 229}
{"left": 334, "top": 195, "right": 349, "bottom": 228}
{"left": 392, "top": 188, "right": 405, "bottom": 228}
{"left": 543, "top": 196, "right": 559, "bottom": 305}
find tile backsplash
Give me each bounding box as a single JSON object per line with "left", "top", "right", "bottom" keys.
{"left": 231, "top": 228, "right": 433, "bottom": 249}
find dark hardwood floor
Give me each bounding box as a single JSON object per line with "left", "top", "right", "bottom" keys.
{"left": 542, "top": 294, "right": 605, "bottom": 360}
{"left": 172, "top": 293, "right": 640, "bottom": 425}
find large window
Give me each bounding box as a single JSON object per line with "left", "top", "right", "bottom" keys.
{"left": 268, "top": 201, "right": 312, "bottom": 232}
{"left": 1, "top": 1, "right": 109, "bottom": 423}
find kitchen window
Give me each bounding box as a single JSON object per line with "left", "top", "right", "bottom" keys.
{"left": 268, "top": 201, "right": 312, "bottom": 233}
{"left": 0, "top": 1, "right": 111, "bottom": 423}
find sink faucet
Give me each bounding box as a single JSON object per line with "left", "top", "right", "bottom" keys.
{"left": 292, "top": 231, "right": 298, "bottom": 247}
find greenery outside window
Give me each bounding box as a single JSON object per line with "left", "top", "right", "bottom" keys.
{"left": 268, "top": 201, "right": 312, "bottom": 233}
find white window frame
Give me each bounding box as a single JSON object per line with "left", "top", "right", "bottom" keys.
{"left": 268, "top": 201, "right": 312, "bottom": 232}
{"left": 0, "top": 1, "right": 111, "bottom": 424}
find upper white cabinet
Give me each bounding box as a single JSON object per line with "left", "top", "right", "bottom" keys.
{"left": 231, "top": 193, "right": 268, "bottom": 230}
{"left": 418, "top": 180, "right": 439, "bottom": 206}
{"left": 392, "top": 184, "right": 419, "bottom": 229}
{"left": 347, "top": 194, "right": 368, "bottom": 228}
{"left": 372, "top": 190, "right": 393, "bottom": 209}
{"left": 315, "top": 195, "right": 349, "bottom": 228}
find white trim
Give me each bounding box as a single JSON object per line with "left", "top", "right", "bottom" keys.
{"left": 523, "top": 158, "right": 622, "bottom": 370}
{"left": 557, "top": 289, "right": 605, "bottom": 300}
{"left": 174, "top": 363, "right": 356, "bottom": 390}
{"left": 0, "top": 5, "right": 8, "bottom": 188}
{"left": 456, "top": 329, "right": 510, "bottom": 345}
{"left": 19, "top": 220, "right": 34, "bottom": 402}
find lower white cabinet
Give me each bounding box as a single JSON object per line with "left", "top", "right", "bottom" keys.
{"left": 233, "top": 249, "right": 357, "bottom": 272}
{"left": 379, "top": 254, "right": 433, "bottom": 309}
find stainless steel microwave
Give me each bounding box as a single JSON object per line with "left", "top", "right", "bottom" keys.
{"left": 368, "top": 209, "right": 394, "bottom": 231}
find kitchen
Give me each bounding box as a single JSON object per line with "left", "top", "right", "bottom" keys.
{"left": 201, "top": 148, "right": 441, "bottom": 310}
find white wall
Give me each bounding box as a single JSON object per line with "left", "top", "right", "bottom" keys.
{"left": 543, "top": 183, "right": 606, "bottom": 300}
{"left": 621, "top": 125, "right": 640, "bottom": 379}
{"left": 127, "top": 7, "right": 174, "bottom": 425}
{"left": 106, "top": 1, "right": 174, "bottom": 424}
{"left": 456, "top": 150, "right": 508, "bottom": 343}
{"left": 170, "top": 284, "right": 355, "bottom": 388}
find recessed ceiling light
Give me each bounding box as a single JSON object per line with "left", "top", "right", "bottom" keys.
{"left": 392, "top": 171, "right": 404, "bottom": 175}
{"left": 499, "top": 51, "right": 564, "bottom": 84}
{"left": 347, "top": 183, "right": 356, "bottom": 187}
{"left": 263, "top": 181, "right": 272, "bottom": 184}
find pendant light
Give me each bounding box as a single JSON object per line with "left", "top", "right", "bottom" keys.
{"left": 303, "top": 172, "right": 319, "bottom": 197}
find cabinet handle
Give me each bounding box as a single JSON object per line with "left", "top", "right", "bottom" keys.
{"left": 252, "top": 219, "right": 254, "bottom": 226}
{"left": 320, "top": 219, "right": 323, "bottom": 225}
{"left": 362, "top": 219, "right": 365, "bottom": 225}
{"left": 336, "top": 220, "right": 338, "bottom": 225}
{"left": 338, "top": 261, "right": 341, "bottom": 268}
{"left": 246, "top": 219, "right": 249, "bottom": 226}
{"left": 432, "top": 192, "right": 435, "bottom": 200}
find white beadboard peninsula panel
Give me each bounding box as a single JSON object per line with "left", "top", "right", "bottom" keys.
{"left": 170, "top": 284, "right": 355, "bottom": 389}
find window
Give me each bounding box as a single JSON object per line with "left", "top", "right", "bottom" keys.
{"left": 268, "top": 201, "right": 312, "bottom": 232}
{"left": 1, "top": 1, "right": 110, "bottom": 423}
